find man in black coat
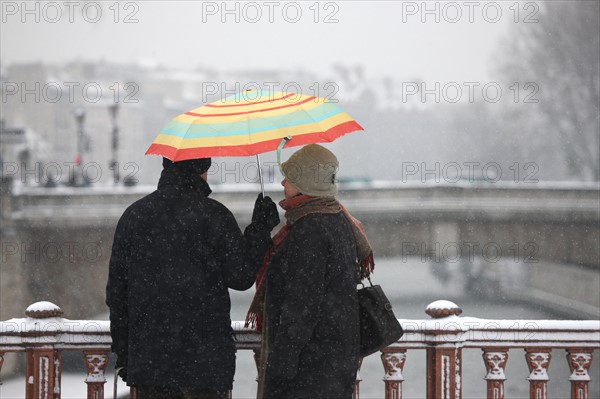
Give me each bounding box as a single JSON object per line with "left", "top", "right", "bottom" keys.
{"left": 106, "top": 157, "right": 279, "bottom": 399}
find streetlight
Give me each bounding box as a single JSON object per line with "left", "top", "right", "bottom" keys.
{"left": 109, "top": 103, "right": 120, "bottom": 184}
{"left": 73, "top": 107, "right": 86, "bottom": 186}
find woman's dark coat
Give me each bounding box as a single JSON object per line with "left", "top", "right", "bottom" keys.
{"left": 263, "top": 212, "right": 360, "bottom": 399}
{"left": 106, "top": 169, "right": 271, "bottom": 390}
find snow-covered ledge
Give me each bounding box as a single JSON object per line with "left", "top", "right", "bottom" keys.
{"left": 1, "top": 301, "right": 111, "bottom": 350}
{"left": 1, "top": 300, "right": 598, "bottom": 399}
{"left": 389, "top": 300, "right": 600, "bottom": 347}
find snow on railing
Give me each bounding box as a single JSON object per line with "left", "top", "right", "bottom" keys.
{"left": 387, "top": 300, "right": 599, "bottom": 399}
{"left": 1, "top": 301, "right": 598, "bottom": 399}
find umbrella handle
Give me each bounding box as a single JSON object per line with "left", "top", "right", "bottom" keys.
{"left": 256, "top": 154, "right": 265, "bottom": 197}
{"left": 276, "top": 136, "right": 292, "bottom": 171}
{"left": 257, "top": 136, "right": 290, "bottom": 196}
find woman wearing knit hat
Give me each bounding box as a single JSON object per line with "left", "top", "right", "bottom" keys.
{"left": 246, "top": 144, "right": 374, "bottom": 399}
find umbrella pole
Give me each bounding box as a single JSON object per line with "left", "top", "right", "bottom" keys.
{"left": 256, "top": 154, "right": 265, "bottom": 196}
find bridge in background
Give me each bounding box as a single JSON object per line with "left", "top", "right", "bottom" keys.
{"left": 1, "top": 179, "right": 599, "bottom": 323}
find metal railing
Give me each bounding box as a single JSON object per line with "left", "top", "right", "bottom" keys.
{"left": 1, "top": 300, "right": 598, "bottom": 399}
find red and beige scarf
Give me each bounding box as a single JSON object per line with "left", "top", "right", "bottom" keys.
{"left": 245, "top": 194, "right": 374, "bottom": 332}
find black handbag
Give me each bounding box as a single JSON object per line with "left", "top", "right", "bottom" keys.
{"left": 358, "top": 277, "right": 404, "bottom": 357}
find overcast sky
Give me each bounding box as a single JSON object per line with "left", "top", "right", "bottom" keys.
{"left": 1, "top": 1, "right": 516, "bottom": 82}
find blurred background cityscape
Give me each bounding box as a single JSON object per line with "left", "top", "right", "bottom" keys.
{"left": 1, "top": 1, "right": 598, "bottom": 185}
{"left": 1, "top": 1, "right": 599, "bottom": 397}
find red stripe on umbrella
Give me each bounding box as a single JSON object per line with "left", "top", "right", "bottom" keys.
{"left": 205, "top": 93, "right": 297, "bottom": 108}
{"left": 146, "top": 120, "right": 363, "bottom": 162}
{"left": 184, "top": 96, "right": 316, "bottom": 117}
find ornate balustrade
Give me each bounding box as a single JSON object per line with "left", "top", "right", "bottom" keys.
{"left": 379, "top": 300, "right": 599, "bottom": 399}
{"left": 1, "top": 300, "right": 598, "bottom": 399}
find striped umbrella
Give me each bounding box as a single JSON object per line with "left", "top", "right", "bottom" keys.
{"left": 146, "top": 90, "right": 363, "bottom": 191}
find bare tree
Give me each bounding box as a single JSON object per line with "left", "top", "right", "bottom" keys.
{"left": 501, "top": 1, "right": 599, "bottom": 180}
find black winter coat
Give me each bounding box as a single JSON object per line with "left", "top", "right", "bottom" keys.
{"left": 106, "top": 169, "right": 271, "bottom": 390}
{"left": 263, "top": 212, "right": 360, "bottom": 399}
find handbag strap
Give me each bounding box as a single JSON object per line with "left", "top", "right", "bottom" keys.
{"left": 358, "top": 276, "right": 375, "bottom": 289}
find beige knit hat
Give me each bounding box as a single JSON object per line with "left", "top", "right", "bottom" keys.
{"left": 281, "top": 144, "right": 339, "bottom": 197}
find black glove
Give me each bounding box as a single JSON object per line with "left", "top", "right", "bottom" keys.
{"left": 117, "top": 367, "right": 127, "bottom": 382}
{"left": 251, "top": 193, "right": 280, "bottom": 231}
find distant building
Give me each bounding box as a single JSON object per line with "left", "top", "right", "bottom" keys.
{"left": 0, "top": 119, "right": 27, "bottom": 164}
{"left": 0, "top": 119, "right": 31, "bottom": 185}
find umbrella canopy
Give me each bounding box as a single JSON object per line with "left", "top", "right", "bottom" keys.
{"left": 145, "top": 90, "right": 363, "bottom": 161}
